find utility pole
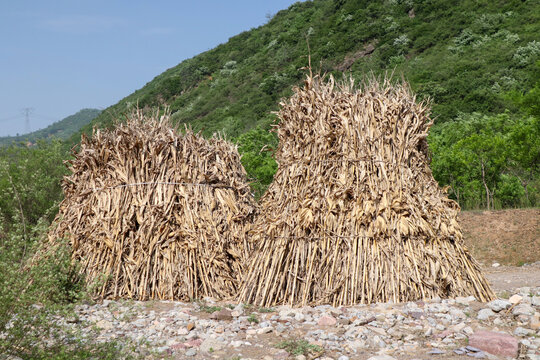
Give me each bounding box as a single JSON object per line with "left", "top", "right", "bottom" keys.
{"left": 22, "top": 107, "right": 34, "bottom": 134}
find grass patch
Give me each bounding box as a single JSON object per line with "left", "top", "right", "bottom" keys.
{"left": 258, "top": 307, "right": 275, "bottom": 313}
{"left": 275, "top": 339, "right": 323, "bottom": 356}
{"left": 200, "top": 305, "right": 222, "bottom": 313}
{"left": 247, "top": 314, "right": 259, "bottom": 324}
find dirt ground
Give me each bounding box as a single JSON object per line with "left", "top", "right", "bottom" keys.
{"left": 459, "top": 208, "right": 539, "bottom": 266}
{"left": 484, "top": 262, "right": 540, "bottom": 292}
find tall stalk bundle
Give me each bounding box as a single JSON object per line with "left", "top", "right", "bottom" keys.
{"left": 239, "top": 75, "right": 495, "bottom": 307}
{"left": 48, "top": 110, "right": 257, "bottom": 300}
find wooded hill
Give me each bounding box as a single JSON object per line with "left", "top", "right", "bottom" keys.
{"left": 83, "top": 0, "right": 539, "bottom": 136}
{"left": 74, "top": 0, "right": 539, "bottom": 209}
{"left": 0, "top": 109, "right": 100, "bottom": 147}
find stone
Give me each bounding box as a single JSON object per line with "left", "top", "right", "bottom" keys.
{"left": 177, "top": 327, "right": 189, "bottom": 335}
{"left": 409, "top": 311, "right": 424, "bottom": 319}
{"left": 185, "top": 339, "right": 202, "bottom": 348}
{"left": 514, "top": 327, "right": 533, "bottom": 337}
{"left": 468, "top": 330, "right": 518, "bottom": 357}
{"left": 317, "top": 315, "right": 337, "bottom": 326}
{"left": 530, "top": 314, "right": 540, "bottom": 330}
{"left": 519, "top": 287, "right": 531, "bottom": 296}
{"left": 231, "top": 310, "right": 242, "bottom": 317}
{"left": 487, "top": 299, "right": 512, "bottom": 312}
{"left": 210, "top": 309, "right": 233, "bottom": 321}
{"left": 468, "top": 351, "right": 486, "bottom": 358}
{"left": 186, "top": 322, "right": 195, "bottom": 331}
{"left": 455, "top": 296, "right": 473, "bottom": 306}
{"left": 509, "top": 294, "right": 523, "bottom": 304}
{"left": 95, "top": 319, "right": 113, "bottom": 330}
{"left": 184, "top": 348, "right": 197, "bottom": 356}
{"left": 492, "top": 262, "right": 500, "bottom": 267}
{"left": 274, "top": 350, "right": 290, "bottom": 359}
{"left": 257, "top": 326, "right": 273, "bottom": 334}
{"left": 428, "top": 348, "right": 445, "bottom": 355}
{"left": 367, "top": 325, "right": 387, "bottom": 336}
{"left": 200, "top": 338, "right": 224, "bottom": 353}
{"left": 513, "top": 303, "right": 535, "bottom": 316}
{"left": 214, "top": 325, "right": 224, "bottom": 333}
{"left": 477, "top": 308, "right": 496, "bottom": 320}
{"left": 450, "top": 308, "right": 467, "bottom": 319}
{"left": 170, "top": 342, "right": 187, "bottom": 350}
{"left": 295, "top": 355, "right": 306, "bottom": 360}
{"left": 532, "top": 296, "right": 540, "bottom": 307}
{"left": 338, "top": 356, "right": 350, "bottom": 360}
{"left": 366, "top": 356, "right": 397, "bottom": 360}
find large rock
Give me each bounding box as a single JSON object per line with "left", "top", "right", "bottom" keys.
{"left": 477, "top": 308, "right": 495, "bottom": 320}
{"left": 468, "top": 331, "right": 518, "bottom": 357}
{"left": 512, "top": 303, "right": 535, "bottom": 316}
{"left": 210, "top": 309, "right": 233, "bottom": 321}
{"left": 509, "top": 294, "right": 523, "bottom": 304}
{"left": 200, "top": 338, "right": 225, "bottom": 353}
{"left": 317, "top": 315, "right": 337, "bottom": 326}
{"left": 487, "top": 299, "right": 511, "bottom": 312}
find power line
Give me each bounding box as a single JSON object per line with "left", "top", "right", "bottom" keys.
{"left": 21, "top": 107, "right": 34, "bottom": 134}
{"left": 0, "top": 115, "right": 22, "bottom": 123}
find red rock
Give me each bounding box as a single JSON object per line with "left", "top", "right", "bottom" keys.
{"left": 468, "top": 331, "right": 518, "bottom": 357}
{"left": 170, "top": 343, "right": 186, "bottom": 350}
{"left": 184, "top": 339, "right": 202, "bottom": 348}
{"left": 317, "top": 315, "right": 337, "bottom": 326}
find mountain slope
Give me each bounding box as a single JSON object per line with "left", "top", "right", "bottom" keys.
{"left": 0, "top": 109, "right": 101, "bottom": 146}
{"left": 82, "top": 0, "right": 540, "bottom": 139}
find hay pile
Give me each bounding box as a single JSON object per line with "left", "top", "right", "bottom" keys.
{"left": 239, "top": 75, "right": 495, "bottom": 307}
{"left": 48, "top": 110, "right": 257, "bottom": 300}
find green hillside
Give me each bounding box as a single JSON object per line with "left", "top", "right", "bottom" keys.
{"left": 0, "top": 108, "right": 100, "bottom": 146}
{"left": 77, "top": 0, "right": 539, "bottom": 207}
{"left": 84, "top": 0, "right": 539, "bottom": 136}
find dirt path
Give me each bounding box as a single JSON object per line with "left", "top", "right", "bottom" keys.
{"left": 484, "top": 263, "right": 540, "bottom": 292}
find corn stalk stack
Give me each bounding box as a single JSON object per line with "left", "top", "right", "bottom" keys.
{"left": 47, "top": 110, "right": 257, "bottom": 301}
{"left": 239, "top": 75, "right": 495, "bottom": 307}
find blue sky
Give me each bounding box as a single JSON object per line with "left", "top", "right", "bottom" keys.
{"left": 0, "top": 1, "right": 300, "bottom": 136}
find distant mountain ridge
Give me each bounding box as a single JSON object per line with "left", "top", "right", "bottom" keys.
{"left": 0, "top": 109, "right": 101, "bottom": 146}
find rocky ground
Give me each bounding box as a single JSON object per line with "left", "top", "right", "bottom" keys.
{"left": 50, "top": 263, "right": 540, "bottom": 360}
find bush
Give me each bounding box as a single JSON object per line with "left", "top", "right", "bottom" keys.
{"left": 0, "top": 141, "right": 128, "bottom": 359}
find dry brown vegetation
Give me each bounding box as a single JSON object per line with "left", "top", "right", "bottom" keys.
{"left": 239, "top": 74, "right": 495, "bottom": 307}
{"left": 47, "top": 110, "right": 257, "bottom": 300}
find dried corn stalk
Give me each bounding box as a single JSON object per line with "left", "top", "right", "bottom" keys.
{"left": 47, "top": 110, "right": 257, "bottom": 301}
{"left": 239, "top": 75, "right": 495, "bottom": 307}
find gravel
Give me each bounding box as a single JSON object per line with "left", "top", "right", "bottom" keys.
{"left": 42, "top": 286, "right": 540, "bottom": 360}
